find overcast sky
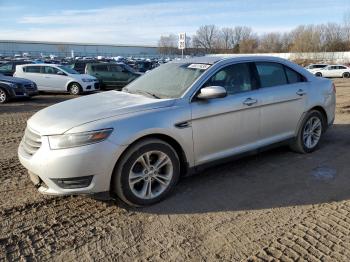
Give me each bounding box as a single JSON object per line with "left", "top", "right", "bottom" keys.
{"left": 0, "top": 0, "right": 349, "bottom": 45}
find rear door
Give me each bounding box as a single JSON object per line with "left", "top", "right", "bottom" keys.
{"left": 255, "top": 62, "right": 308, "bottom": 144}
{"left": 91, "top": 64, "right": 110, "bottom": 87}
{"left": 22, "top": 66, "right": 45, "bottom": 90}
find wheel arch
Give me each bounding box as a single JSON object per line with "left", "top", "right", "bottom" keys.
{"left": 66, "top": 81, "right": 82, "bottom": 92}
{"left": 113, "top": 133, "right": 189, "bottom": 181}
{"left": 309, "top": 105, "right": 328, "bottom": 129}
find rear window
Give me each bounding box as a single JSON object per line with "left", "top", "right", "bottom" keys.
{"left": 256, "top": 62, "right": 288, "bottom": 88}
{"left": 285, "top": 67, "right": 305, "bottom": 84}
{"left": 24, "top": 66, "right": 41, "bottom": 73}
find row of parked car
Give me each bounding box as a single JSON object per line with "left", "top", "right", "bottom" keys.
{"left": 305, "top": 63, "right": 350, "bottom": 78}
{"left": 0, "top": 58, "right": 156, "bottom": 103}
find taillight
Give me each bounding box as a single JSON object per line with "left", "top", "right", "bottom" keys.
{"left": 332, "top": 82, "right": 336, "bottom": 93}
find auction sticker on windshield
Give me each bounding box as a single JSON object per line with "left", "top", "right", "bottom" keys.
{"left": 187, "top": 64, "right": 211, "bottom": 70}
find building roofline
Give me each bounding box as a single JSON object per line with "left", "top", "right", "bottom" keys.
{"left": 0, "top": 40, "right": 157, "bottom": 48}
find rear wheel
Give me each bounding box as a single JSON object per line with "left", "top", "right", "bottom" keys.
{"left": 290, "top": 110, "right": 324, "bottom": 153}
{"left": 315, "top": 72, "right": 322, "bottom": 77}
{"left": 342, "top": 72, "right": 350, "bottom": 78}
{"left": 112, "top": 138, "right": 180, "bottom": 206}
{"left": 0, "top": 88, "right": 8, "bottom": 104}
{"left": 69, "top": 83, "right": 82, "bottom": 95}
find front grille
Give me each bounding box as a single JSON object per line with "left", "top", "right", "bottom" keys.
{"left": 22, "top": 127, "right": 42, "bottom": 156}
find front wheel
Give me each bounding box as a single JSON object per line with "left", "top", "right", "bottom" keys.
{"left": 315, "top": 72, "right": 322, "bottom": 77}
{"left": 69, "top": 83, "right": 82, "bottom": 95}
{"left": 343, "top": 72, "right": 350, "bottom": 78}
{"left": 0, "top": 88, "right": 8, "bottom": 104}
{"left": 290, "top": 110, "right": 324, "bottom": 153}
{"left": 112, "top": 139, "right": 180, "bottom": 206}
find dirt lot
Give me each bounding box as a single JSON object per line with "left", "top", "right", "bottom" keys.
{"left": 1, "top": 80, "right": 350, "bottom": 261}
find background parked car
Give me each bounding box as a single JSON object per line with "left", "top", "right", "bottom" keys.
{"left": 0, "top": 73, "right": 38, "bottom": 103}
{"left": 304, "top": 64, "right": 328, "bottom": 74}
{"left": 14, "top": 64, "right": 99, "bottom": 95}
{"left": 71, "top": 59, "right": 100, "bottom": 74}
{"left": 85, "top": 62, "right": 142, "bottom": 90}
{"left": 314, "top": 65, "right": 350, "bottom": 78}
{"left": 0, "top": 61, "right": 32, "bottom": 76}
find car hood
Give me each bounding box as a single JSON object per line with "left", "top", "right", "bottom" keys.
{"left": 28, "top": 91, "right": 175, "bottom": 135}
{"left": 0, "top": 75, "right": 33, "bottom": 84}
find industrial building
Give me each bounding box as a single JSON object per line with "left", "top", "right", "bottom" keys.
{"left": 0, "top": 40, "right": 159, "bottom": 58}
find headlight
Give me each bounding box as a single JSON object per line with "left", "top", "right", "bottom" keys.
{"left": 48, "top": 128, "right": 113, "bottom": 149}
{"left": 82, "top": 78, "right": 94, "bottom": 82}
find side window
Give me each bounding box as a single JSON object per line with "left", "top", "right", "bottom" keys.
{"left": 0, "top": 63, "right": 12, "bottom": 71}
{"left": 256, "top": 62, "right": 288, "bottom": 88}
{"left": 284, "top": 66, "right": 305, "bottom": 84}
{"left": 24, "top": 66, "right": 41, "bottom": 73}
{"left": 339, "top": 66, "right": 346, "bottom": 69}
{"left": 109, "top": 65, "right": 123, "bottom": 72}
{"left": 204, "top": 63, "right": 256, "bottom": 95}
{"left": 43, "top": 66, "right": 59, "bottom": 74}
{"left": 94, "top": 65, "right": 108, "bottom": 72}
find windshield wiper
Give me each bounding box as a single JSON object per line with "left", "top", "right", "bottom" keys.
{"left": 125, "top": 89, "right": 161, "bottom": 99}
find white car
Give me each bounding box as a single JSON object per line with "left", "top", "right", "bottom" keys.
{"left": 304, "top": 64, "right": 328, "bottom": 74}
{"left": 314, "top": 65, "right": 350, "bottom": 78}
{"left": 14, "top": 64, "right": 99, "bottom": 95}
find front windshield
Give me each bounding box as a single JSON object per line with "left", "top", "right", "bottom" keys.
{"left": 58, "top": 65, "right": 79, "bottom": 74}
{"left": 122, "top": 63, "right": 136, "bottom": 73}
{"left": 124, "top": 62, "right": 209, "bottom": 98}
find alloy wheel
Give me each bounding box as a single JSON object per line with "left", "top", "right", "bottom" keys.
{"left": 302, "top": 116, "right": 322, "bottom": 149}
{"left": 0, "top": 89, "right": 6, "bottom": 103}
{"left": 128, "top": 150, "right": 173, "bottom": 200}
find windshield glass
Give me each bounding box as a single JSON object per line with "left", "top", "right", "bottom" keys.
{"left": 122, "top": 63, "right": 136, "bottom": 73}
{"left": 124, "top": 62, "right": 209, "bottom": 98}
{"left": 58, "top": 65, "right": 79, "bottom": 74}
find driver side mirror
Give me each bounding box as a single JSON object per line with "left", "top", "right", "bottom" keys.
{"left": 57, "top": 71, "right": 65, "bottom": 76}
{"left": 197, "top": 86, "right": 227, "bottom": 100}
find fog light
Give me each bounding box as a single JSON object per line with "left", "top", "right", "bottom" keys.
{"left": 51, "top": 175, "right": 93, "bottom": 189}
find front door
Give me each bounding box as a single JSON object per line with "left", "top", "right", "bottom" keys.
{"left": 191, "top": 62, "right": 261, "bottom": 165}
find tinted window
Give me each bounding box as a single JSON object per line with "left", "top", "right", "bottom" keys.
{"left": 256, "top": 62, "right": 288, "bottom": 88}
{"left": 109, "top": 65, "right": 123, "bottom": 72}
{"left": 284, "top": 66, "right": 305, "bottom": 84}
{"left": 338, "top": 66, "right": 347, "bottom": 69}
{"left": 205, "top": 63, "right": 255, "bottom": 94}
{"left": 0, "top": 63, "right": 12, "bottom": 71}
{"left": 43, "top": 66, "right": 60, "bottom": 74}
{"left": 24, "top": 66, "right": 41, "bottom": 73}
{"left": 92, "top": 65, "right": 108, "bottom": 71}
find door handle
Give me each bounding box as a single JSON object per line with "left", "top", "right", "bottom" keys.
{"left": 243, "top": 98, "right": 257, "bottom": 106}
{"left": 296, "top": 89, "right": 307, "bottom": 96}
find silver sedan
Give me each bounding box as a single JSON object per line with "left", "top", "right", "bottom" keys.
{"left": 18, "top": 56, "right": 336, "bottom": 206}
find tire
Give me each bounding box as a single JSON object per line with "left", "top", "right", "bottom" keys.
{"left": 342, "top": 72, "right": 350, "bottom": 78}
{"left": 315, "top": 72, "right": 322, "bottom": 77}
{"left": 112, "top": 138, "right": 180, "bottom": 206}
{"left": 69, "top": 83, "right": 82, "bottom": 95}
{"left": 290, "top": 110, "right": 325, "bottom": 154}
{"left": 0, "top": 88, "right": 8, "bottom": 104}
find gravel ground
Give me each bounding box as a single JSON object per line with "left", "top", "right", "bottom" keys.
{"left": 0, "top": 80, "right": 350, "bottom": 261}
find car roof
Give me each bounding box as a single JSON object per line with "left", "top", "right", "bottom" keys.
{"left": 170, "top": 55, "right": 299, "bottom": 65}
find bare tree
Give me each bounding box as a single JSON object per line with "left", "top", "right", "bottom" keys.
{"left": 258, "top": 33, "right": 284, "bottom": 53}
{"left": 158, "top": 34, "right": 177, "bottom": 55}
{"left": 192, "top": 25, "right": 220, "bottom": 52}
{"left": 220, "top": 27, "right": 234, "bottom": 50}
